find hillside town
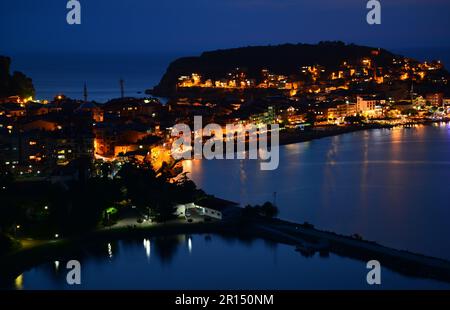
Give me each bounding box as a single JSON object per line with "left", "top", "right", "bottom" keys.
{"left": 2, "top": 50, "right": 450, "bottom": 183}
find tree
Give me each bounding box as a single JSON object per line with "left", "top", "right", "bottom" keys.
{"left": 243, "top": 202, "right": 279, "bottom": 218}
{"left": 401, "top": 109, "right": 418, "bottom": 116}
{"left": 99, "top": 162, "right": 113, "bottom": 179}
{"left": 261, "top": 202, "right": 279, "bottom": 218}
{"left": 47, "top": 178, "right": 123, "bottom": 235}
{"left": 118, "top": 163, "right": 177, "bottom": 223}
{"left": 345, "top": 115, "right": 366, "bottom": 124}
{"left": 10, "top": 71, "right": 35, "bottom": 98}
{"left": 0, "top": 233, "right": 19, "bottom": 254}
{"left": 0, "top": 198, "right": 19, "bottom": 234}
{"left": 152, "top": 186, "right": 177, "bottom": 223}
{"left": 0, "top": 56, "right": 35, "bottom": 98}
{"left": 173, "top": 173, "right": 204, "bottom": 204}
{"left": 0, "top": 163, "right": 13, "bottom": 190}
{"left": 118, "top": 163, "right": 159, "bottom": 210}
{"left": 305, "top": 111, "right": 317, "bottom": 126}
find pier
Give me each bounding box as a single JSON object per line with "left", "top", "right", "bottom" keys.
{"left": 247, "top": 216, "right": 450, "bottom": 283}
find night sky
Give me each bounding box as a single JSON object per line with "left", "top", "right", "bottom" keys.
{"left": 1, "top": 0, "right": 450, "bottom": 55}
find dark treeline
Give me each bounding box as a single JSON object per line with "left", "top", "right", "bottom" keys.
{"left": 0, "top": 160, "right": 205, "bottom": 253}
{"left": 0, "top": 56, "right": 35, "bottom": 99}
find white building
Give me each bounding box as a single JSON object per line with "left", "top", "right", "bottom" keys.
{"left": 175, "top": 202, "right": 223, "bottom": 221}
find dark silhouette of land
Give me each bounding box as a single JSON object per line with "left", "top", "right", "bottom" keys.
{"left": 0, "top": 56, "right": 35, "bottom": 99}
{"left": 150, "top": 41, "right": 450, "bottom": 97}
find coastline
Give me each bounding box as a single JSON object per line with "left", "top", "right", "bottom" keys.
{"left": 0, "top": 221, "right": 236, "bottom": 285}
{"left": 274, "top": 119, "right": 449, "bottom": 149}
{"left": 278, "top": 123, "right": 393, "bottom": 146}
{"left": 218, "top": 122, "right": 417, "bottom": 156}
{"left": 2, "top": 120, "right": 450, "bottom": 288}
{"left": 281, "top": 118, "right": 450, "bottom": 146}
{"left": 3, "top": 213, "right": 450, "bottom": 287}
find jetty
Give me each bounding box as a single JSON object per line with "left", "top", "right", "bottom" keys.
{"left": 246, "top": 216, "right": 450, "bottom": 283}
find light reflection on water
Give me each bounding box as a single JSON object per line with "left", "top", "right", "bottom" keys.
{"left": 14, "top": 274, "right": 23, "bottom": 290}
{"left": 143, "top": 239, "right": 151, "bottom": 260}
{"left": 9, "top": 235, "right": 450, "bottom": 290}
{"left": 7, "top": 124, "right": 450, "bottom": 290}
{"left": 187, "top": 124, "right": 450, "bottom": 260}
{"left": 187, "top": 236, "right": 193, "bottom": 254}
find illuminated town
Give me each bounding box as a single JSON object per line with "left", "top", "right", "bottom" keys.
{"left": 1, "top": 50, "right": 450, "bottom": 182}
{"left": 2, "top": 42, "right": 450, "bottom": 290}
{"left": 4, "top": 0, "right": 450, "bottom": 298}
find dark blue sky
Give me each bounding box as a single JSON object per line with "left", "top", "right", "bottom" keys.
{"left": 1, "top": 0, "right": 450, "bottom": 54}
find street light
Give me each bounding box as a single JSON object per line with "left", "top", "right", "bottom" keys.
{"left": 14, "top": 225, "right": 21, "bottom": 238}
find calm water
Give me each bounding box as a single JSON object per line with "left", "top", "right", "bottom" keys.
{"left": 8, "top": 235, "right": 450, "bottom": 290}
{"left": 7, "top": 124, "right": 450, "bottom": 290}
{"left": 9, "top": 52, "right": 184, "bottom": 102}
{"left": 185, "top": 124, "right": 450, "bottom": 260}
